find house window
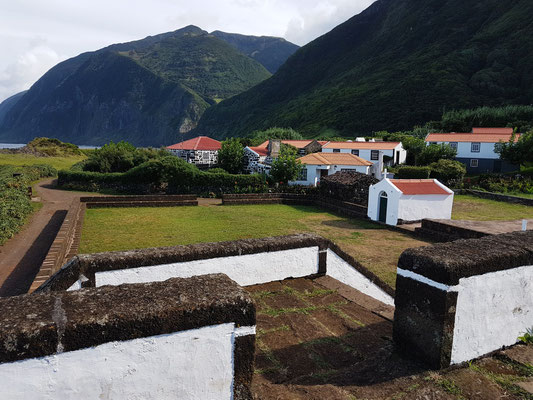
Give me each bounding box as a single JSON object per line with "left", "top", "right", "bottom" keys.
{"left": 470, "top": 159, "right": 479, "bottom": 168}
{"left": 298, "top": 167, "right": 307, "bottom": 181}
{"left": 471, "top": 142, "right": 481, "bottom": 153}
{"left": 333, "top": 149, "right": 340, "bottom": 153}
{"left": 449, "top": 142, "right": 458, "bottom": 150}
{"left": 371, "top": 150, "right": 379, "bottom": 160}
{"left": 351, "top": 149, "right": 359, "bottom": 156}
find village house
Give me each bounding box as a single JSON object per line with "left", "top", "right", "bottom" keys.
{"left": 424, "top": 127, "right": 519, "bottom": 173}
{"left": 290, "top": 152, "right": 373, "bottom": 186}
{"left": 244, "top": 139, "right": 327, "bottom": 174}
{"left": 322, "top": 140, "right": 407, "bottom": 166}
{"left": 367, "top": 178, "right": 454, "bottom": 225}
{"left": 167, "top": 136, "right": 221, "bottom": 167}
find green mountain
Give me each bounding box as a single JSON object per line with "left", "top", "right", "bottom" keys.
{"left": 194, "top": 0, "right": 533, "bottom": 139}
{"left": 210, "top": 31, "right": 299, "bottom": 73}
{"left": 0, "top": 26, "right": 279, "bottom": 146}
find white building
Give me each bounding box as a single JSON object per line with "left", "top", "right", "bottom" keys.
{"left": 368, "top": 179, "right": 454, "bottom": 225}
{"left": 425, "top": 127, "right": 519, "bottom": 173}
{"left": 290, "top": 153, "right": 373, "bottom": 186}
{"left": 243, "top": 146, "right": 270, "bottom": 174}
{"left": 322, "top": 141, "right": 407, "bottom": 166}
{"left": 167, "top": 136, "right": 221, "bottom": 167}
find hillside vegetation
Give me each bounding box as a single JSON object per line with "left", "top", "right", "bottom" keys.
{"left": 195, "top": 0, "right": 533, "bottom": 139}
{"left": 0, "top": 26, "right": 296, "bottom": 147}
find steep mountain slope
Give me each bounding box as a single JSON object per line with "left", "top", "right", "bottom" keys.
{"left": 0, "top": 26, "right": 271, "bottom": 146}
{"left": 195, "top": 0, "right": 533, "bottom": 139}
{"left": 0, "top": 91, "right": 26, "bottom": 126}
{"left": 211, "top": 31, "right": 299, "bottom": 73}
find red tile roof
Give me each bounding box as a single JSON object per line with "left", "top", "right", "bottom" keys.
{"left": 167, "top": 136, "right": 221, "bottom": 151}
{"left": 322, "top": 141, "right": 401, "bottom": 150}
{"left": 425, "top": 132, "right": 518, "bottom": 143}
{"left": 257, "top": 140, "right": 317, "bottom": 149}
{"left": 248, "top": 146, "right": 269, "bottom": 157}
{"left": 390, "top": 179, "right": 451, "bottom": 195}
{"left": 298, "top": 153, "right": 373, "bottom": 166}
{"left": 472, "top": 127, "right": 514, "bottom": 134}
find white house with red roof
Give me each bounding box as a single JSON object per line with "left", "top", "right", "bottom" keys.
{"left": 167, "top": 136, "right": 221, "bottom": 167}
{"left": 290, "top": 153, "right": 373, "bottom": 186}
{"left": 322, "top": 140, "right": 406, "bottom": 166}
{"left": 368, "top": 179, "right": 454, "bottom": 225}
{"left": 425, "top": 127, "right": 519, "bottom": 173}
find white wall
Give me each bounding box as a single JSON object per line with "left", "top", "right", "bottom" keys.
{"left": 450, "top": 265, "right": 533, "bottom": 364}
{"left": 326, "top": 249, "right": 394, "bottom": 306}
{"left": 95, "top": 247, "right": 320, "bottom": 287}
{"left": 322, "top": 145, "right": 407, "bottom": 165}
{"left": 397, "top": 193, "right": 454, "bottom": 222}
{"left": 291, "top": 164, "right": 369, "bottom": 186}
{"left": 0, "top": 323, "right": 247, "bottom": 400}
{"left": 367, "top": 179, "right": 402, "bottom": 225}
{"left": 430, "top": 141, "right": 499, "bottom": 159}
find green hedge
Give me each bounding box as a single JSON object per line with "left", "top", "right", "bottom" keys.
{"left": 0, "top": 164, "right": 57, "bottom": 245}
{"left": 395, "top": 166, "right": 431, "bottom": 179}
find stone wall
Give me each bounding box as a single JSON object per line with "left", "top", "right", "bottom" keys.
{"left": 81, "top": 194, "right": 198, "bottom": 208}
{"left": 0, "top": 274, "right": 255, "bottom": 400}
{"left": 459, "top": 189, "right": 533, "bottom": 206}
{"left": 393, "top": 231, "right": 533, "bottom": 368}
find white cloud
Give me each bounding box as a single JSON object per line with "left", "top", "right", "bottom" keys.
{"left": 0, "top": 0, "right": 375, "bottom": 102}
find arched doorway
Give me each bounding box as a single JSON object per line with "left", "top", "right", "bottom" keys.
{"left": 378, "top": 191, "right": 388, "bottom": 223}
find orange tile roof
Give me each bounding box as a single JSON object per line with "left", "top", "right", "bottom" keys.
{"left": 472, "top": 127, "right": 514, "bottom": 134}
{"left": 167, "top": 136, "right": 221, "bottom": 151}
{"left": 298, "top": 153, "right": 373, "bottom": 166}
{"left": 248, "top": 146, "right": 269, "bottom": 157}
{"left": 257, "top": 140, "right": 317, "bottom": 149}
{"left": 390, "top": 179, "right": 451, "bottom": 195}
{"left": 425, "top": 132, "right": 518, "bottom": 143}
{"left": 322, "top": 141, "right": 401, "bottom": 150}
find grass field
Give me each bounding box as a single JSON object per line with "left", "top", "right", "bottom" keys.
{"left": 80, "top": 204, "right": 430, "bottom": 288}
{"left": 452, "top": 194, "right": 533, "bottom": 220}
{"left": 0, "top": 153, "right": 86, "bottom": 170}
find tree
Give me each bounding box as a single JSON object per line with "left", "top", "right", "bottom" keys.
{"left": 218, "top": 138, "right": 244, "bottom": 174}
{"left": 270, "top": 145, "right": 302, "bottom": 184}
{"left": 429, "top": 159, "right": 466, "bottom": 186}
{"left": 250, "top": 127, "right": 303, "bottom": 145}
{"left": 416, "top": 143, "right": 457, "bottom": 165}
{"left": 498, "top": 132, "right": 533, "bottom": 165}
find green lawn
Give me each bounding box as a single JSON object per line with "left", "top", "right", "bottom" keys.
{"left": 80, "top": 204, "right": 430, "bottom": 288}
{"left": 0, "top": 153, "right": 86, "bottom": 170}
{"left": 452, "top": 194, "right": 533, "bottom": 220}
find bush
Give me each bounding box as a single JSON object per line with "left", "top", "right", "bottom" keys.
{"left": 206, "top": 168, "right": 228, "bottom": 174}
{"left": 396, "top": 166, "right": 432, "bottom": 179}
{"left": 417, "top": 143, "right": 457, "bottom": 165}
{"left": 25, "top": 137, "right": 83, "bottom": 157}
{"left": 429, "top": 159, "right": 466, "bottom": 186}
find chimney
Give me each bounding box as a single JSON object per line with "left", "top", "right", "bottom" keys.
{"left": 268, "top": 139, "right": 281, "bottom": 158}
{"left": 374, "top": 150, "right": 384, "bottom": 180}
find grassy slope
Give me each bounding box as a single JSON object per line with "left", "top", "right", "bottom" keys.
{"left": 80, "top": 204, "right": 429, "bottom": 288}
{"left": 0, "top": 154, "right": 86, "bottom": 170}
{"left": 452, "top": 194, "right": 533, "bottom": 220}
{"left": 195, "top": 0, "right": 533, "bottom": 139}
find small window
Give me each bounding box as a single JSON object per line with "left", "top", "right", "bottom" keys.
{"left": 298, "top": 167, "right": 307, "bottom": 181}
{"left": 351, "top": 149, "right": 359, "bottom": 156}
{"left": 470, "top": 159, "right": 479, "bottom": 168}
{"left": 371, "top": 150, "right": 379, "bottom": 160}
{"left": 332, "top": 149, "right": 340, "bottom": 153}
{"left": 471, "top": 142, "right": 481, "bottom": 153}
{"left": 449, "top": 142, "right": 458, "bottom": 150}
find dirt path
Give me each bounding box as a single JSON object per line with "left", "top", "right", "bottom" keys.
{"left": 0, "top": 179, "right": 83, "bottom": 297}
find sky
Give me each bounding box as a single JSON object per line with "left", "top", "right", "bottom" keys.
{"left": 0, "top": 0, "right": 375, "bottom": 103}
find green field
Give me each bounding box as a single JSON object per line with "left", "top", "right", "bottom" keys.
{"left": 80, "top": 204, "right": 430, "bottom": 288}
{"left": 0, "top": 153, "right": 86, "bottom": 171}
{"left": 452, "top": 195, "right": 533, "bottom": 221}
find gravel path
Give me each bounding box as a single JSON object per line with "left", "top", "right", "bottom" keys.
{"left": 0, "top": 179, "right": 83, "bottom": 297}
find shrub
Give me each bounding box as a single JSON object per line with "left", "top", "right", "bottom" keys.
{"left": 417, "top": 143, "right": 457, "bottom": 165}
{"left": 25, "top": 137, "right": 83, "bottom": 157}
{"left": 396, "top": 166, "right": 432, "bottom": 179}
{"left": 429, "top": 159, "right": 466, "bottom": 186}
{"left": 206, "top": 168, "right": 228, "bottom": 174}
{"left": 218, "top": 138, "right": 244, "bottom": 174}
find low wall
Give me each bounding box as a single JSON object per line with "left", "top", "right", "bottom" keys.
{"left": 81, "top": 194, "right": 198, "bottom": 208}
{"left": 414, "top": 219, "right": 488, "bottom": 242}
{"left": 0, "top": 274, "right": 255, "bottom": 399}
{"left": 29, "top": 199, "right": 86, "bottom": 293}
{"left": 393, "top": 231, "right": 533, "bottom": 368}
{"left": 36, "top": 234, "right": 394, "bottom": 306}
{"left": 460, "top": 189, "right": 533, "bottom": 206}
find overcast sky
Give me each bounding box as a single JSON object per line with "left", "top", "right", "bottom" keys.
{"left": 0, "top": 0, "right": 375, "bottom": 103}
